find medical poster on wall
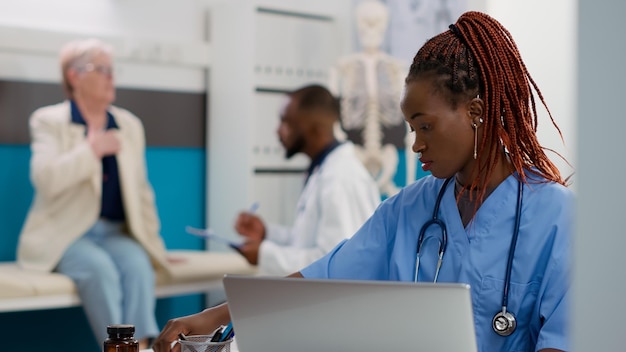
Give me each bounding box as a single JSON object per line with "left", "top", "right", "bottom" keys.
{"left": 338, "top": 0, "right": 467, "bottom": 198}
{"left": 385, "top": 0, "right": 467, "bottom": 64}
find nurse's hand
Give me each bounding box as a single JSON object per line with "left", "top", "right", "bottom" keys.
{"left": 233, "top": 239, "right": 261, "bottom": 265}
{"left": 152, "top": 304, "right": 231, "bottom": 352}
{"left": 234, "top": 212, "right": 266, "bottom": 241}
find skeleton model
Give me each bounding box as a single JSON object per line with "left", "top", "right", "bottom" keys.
{"left": 330, "top": 0, "right": 413, "bottom": 197}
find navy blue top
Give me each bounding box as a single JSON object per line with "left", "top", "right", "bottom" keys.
{"left": 304, "top": 140, "right": 341, "bottom": 185}
{"left": 71, "top": 101, "right": 125, "bottom": 221}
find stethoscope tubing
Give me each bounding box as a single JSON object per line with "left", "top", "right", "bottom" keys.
{"left": 415, "top": 176, "right": 524, "bottom": 336}
{"left": 501, "top": 179, "right": 523, "bottom": 310}
{"left": 415, "top": 177, "right": 452, "bottom": 282}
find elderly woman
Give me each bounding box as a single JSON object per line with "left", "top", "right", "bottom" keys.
{"left": 17, "top": 38, "right": 169, "bottom": 348}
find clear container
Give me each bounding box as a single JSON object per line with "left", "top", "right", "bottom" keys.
{"left": 179, "top": 334, "right": 233, "bottom": 352}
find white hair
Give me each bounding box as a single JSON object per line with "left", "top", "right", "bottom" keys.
{"left": 59, "top": 38, "right": 113, "bottom": 97}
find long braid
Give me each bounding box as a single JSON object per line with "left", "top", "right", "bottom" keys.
{"left": 406, "top": 11, "right": 566, "bottom": 205}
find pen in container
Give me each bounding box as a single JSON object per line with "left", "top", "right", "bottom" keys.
{"left": 209, "top": 329, "right": 222, "bottom": 342}
{"left": 219, "top": 321, "right": 234, "bottom": 341}
{"left": 210, "top": 321, "right": 234, "bottom": 342}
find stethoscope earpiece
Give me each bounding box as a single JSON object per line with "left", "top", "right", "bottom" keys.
{"left": 492, "top": 310, "right": 517, "bottom": 337}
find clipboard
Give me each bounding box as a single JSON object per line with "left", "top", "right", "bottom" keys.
{"left": 185, "top": 226, "right": 245, "bottom": 248}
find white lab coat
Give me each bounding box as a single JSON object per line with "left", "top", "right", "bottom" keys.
{"left": 259, "top": 142, "right": 381, "bottom": 276}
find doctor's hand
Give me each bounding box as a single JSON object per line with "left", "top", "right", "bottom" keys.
{"left": 233, "top": 239, "right": 261, "bottom": 265}
{"left": 234, "top": 212, "right": 266, "bottom": 241}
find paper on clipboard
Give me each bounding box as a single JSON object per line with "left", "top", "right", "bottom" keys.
{"left": 185, "top": 226, "right": 245, "bottom": 248}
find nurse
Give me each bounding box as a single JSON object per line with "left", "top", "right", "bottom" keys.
{"left": 153, "top": 11, "right": 572, "bottom": 352}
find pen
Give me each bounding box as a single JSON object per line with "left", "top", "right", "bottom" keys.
{"left": 219, "top": 321, "right": 234, "bottom": 342}
{"left": 248, "top": 202, "right": 259, "bottom": 214}
{"left": 210, "top": 329, "right": 223, "bottom": 342}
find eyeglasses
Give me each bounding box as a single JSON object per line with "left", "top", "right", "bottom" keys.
{"left": 78, "top": 63, "right": 113, "bottom": 76}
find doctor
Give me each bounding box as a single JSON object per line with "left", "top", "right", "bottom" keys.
{"left": 233, "top": 84, "right": 380, "bottom": 276}
{"left": 153, "top": 12, "right": 572, "bottom": 352}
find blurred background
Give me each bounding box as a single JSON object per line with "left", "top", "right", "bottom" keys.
{"left": 0, "top": 0, "right": 622, "bottom": 351}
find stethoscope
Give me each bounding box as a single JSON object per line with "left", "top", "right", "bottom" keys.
{"left": 414, "top": 177, "right": 524, "bottom": 337}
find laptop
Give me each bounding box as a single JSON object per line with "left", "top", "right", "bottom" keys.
{"left": 223, "top": 275, "right": 478, "bottom": 352}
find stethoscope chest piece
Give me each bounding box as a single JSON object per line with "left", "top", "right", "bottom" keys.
{"left": 492, "top": 309, "right": 517, "bottom": 336}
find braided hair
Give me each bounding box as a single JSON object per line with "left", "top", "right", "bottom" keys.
{"left": 405, "top": 11, "right": 566, "bottom": 203}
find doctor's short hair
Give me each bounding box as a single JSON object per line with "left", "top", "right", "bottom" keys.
{"left": 288, "top": 84, "right": 340, "bottom": 118}
{"left": 59, "top": 38, "right": 113, "bottom": 98}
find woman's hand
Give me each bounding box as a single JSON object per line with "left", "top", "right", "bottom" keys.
{"left": 152, "top": 304, "right": 230, "bottom": 352}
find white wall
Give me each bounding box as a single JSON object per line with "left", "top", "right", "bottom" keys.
{"left": 0, "top": 0, "right": 207, "bottom": 42}
{"left": 485, "top": 0, "right": 578, "bottom": 182}
{"left": 0, "top": 0, "right": 211, "bottom": 92}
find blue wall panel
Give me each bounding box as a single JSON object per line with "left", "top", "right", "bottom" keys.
{"left": 394, "top": 149, "right": 431, "bottom": 188}
{"left": 0, "top": 145, "right": 32, "bottom": 262}
{"left": 146, "top": 147, "right": 207, "bottom": 250}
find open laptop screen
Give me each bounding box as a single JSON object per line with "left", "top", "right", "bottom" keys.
{"left": 223, "top": 275, "right": 477, "bottom": 352}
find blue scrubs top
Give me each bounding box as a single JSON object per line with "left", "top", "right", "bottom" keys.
{"left": 301, "top": 172, "right": 573, "bottom": 352}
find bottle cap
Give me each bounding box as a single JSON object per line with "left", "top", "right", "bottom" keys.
{"left": 107, "top": 324, "right": 135, "bottom": 337}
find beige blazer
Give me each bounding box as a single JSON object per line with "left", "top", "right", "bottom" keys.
{"left": 17, "top": 101, "right": 170, "bottom": 275}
